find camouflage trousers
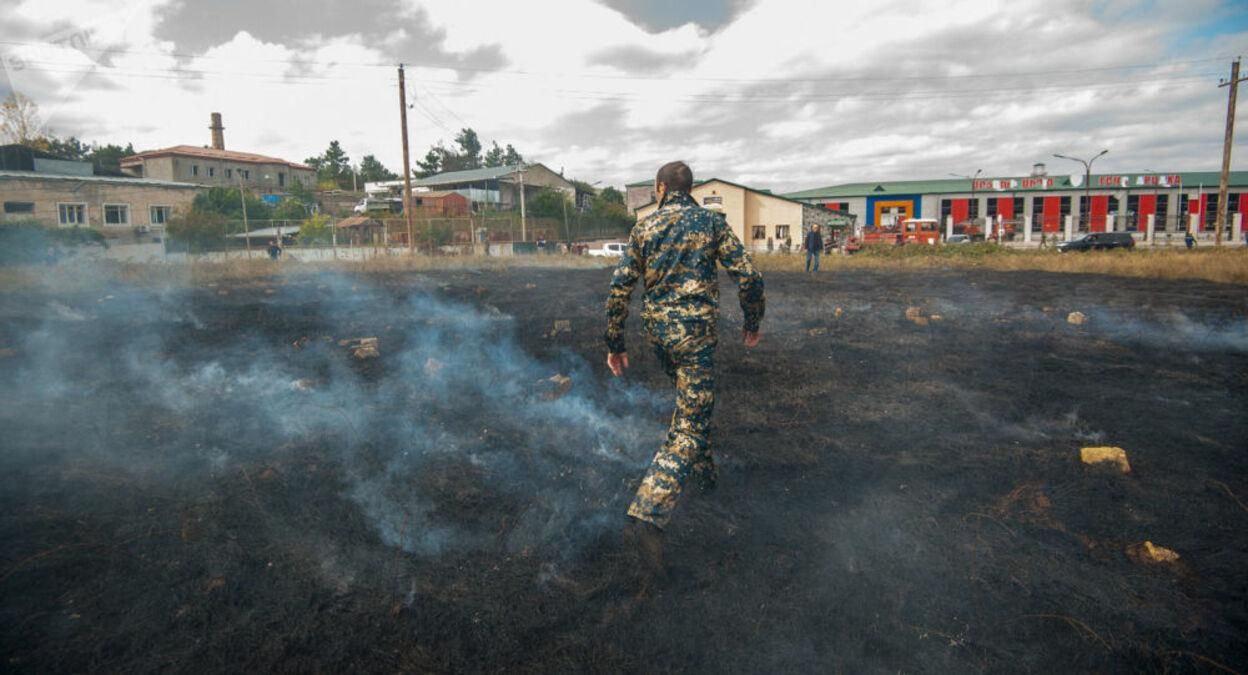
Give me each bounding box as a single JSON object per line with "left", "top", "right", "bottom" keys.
{"left": 628, "top": 321, "right": 717, "bottom": 529}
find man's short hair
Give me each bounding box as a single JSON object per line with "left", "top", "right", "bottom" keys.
{"left": 656, "top": 161, "right": 693, "bottom": 193}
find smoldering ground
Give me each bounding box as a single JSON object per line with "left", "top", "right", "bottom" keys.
{"left": 1, "top": 265, "right": 1246, "bottom": 673}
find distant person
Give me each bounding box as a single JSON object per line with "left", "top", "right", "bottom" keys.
{"left": 767, "top": 236, "right": 774, "bottom": 253}
{"left": 537, "top": 238, "right": 547, "bottom": 254}
{"left": 1185, "top": 231, "right": 1195, "bottom": 249}
{"left": 1039, "top": 231, "right": 1048, "bottom": 249}
{"left": 783, "top": 233, "right": 792, "bottom": 254}
{"left": 605, "top": 160, "right": 764, "bottom": 578}
{"left": 268, "top": 239, "right": 282, "bottom": 260}
{"left": 804, "top": 224, "right": 824, "bottom": 272}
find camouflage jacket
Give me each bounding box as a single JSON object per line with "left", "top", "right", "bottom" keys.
{"left": 605, "top": 191, "right": 765, "bottom": 354}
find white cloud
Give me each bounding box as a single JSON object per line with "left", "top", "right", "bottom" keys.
{"left": 3, "top": 0, "right": 1245, "bottom": 193}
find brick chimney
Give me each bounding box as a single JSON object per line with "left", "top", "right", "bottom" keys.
{"left": 209, "top": 112, "right": 225, "bottom": 150}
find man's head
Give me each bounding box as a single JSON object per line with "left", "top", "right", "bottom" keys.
{"left": 655, "top": 161, "right": 693, "bottom": 201}
{"left": 812, "top": 224, "right": 820, "bottom": 232}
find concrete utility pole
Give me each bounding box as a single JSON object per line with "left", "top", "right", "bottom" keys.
{"left": 398, "top": 64, "right": 416, "bottom": 255}
{"left": 1054, "top": 149, "right": 1109, "bottom": 232}
{"left": 517, "top": 162, "right": 527, "bottom": 242}
{"left": 237, "top": 174, "right": 249, "bottom": 258}
{"left": 1215, "top": 57, "right": 1244, "bottom": 246}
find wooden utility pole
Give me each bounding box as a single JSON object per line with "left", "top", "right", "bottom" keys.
{"left": 1215, "top": 57, "right": 1244, "bottom": 246}
{"left": 398, "top": 64, "right": 416, "bottom": 254}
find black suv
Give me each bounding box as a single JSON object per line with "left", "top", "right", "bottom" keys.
{"left": 1057, "top": 232, "right": 1135, "bottom": 252}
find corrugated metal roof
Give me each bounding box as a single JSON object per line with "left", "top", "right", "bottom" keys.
{"left": 785, "top": 171, "right": 1248, "bottom": 200}
{"left": 0, "top": 170, "right": 202, "bottom": 189}
{"left": 412, "top": 165, "right": 520, "bottom": 185}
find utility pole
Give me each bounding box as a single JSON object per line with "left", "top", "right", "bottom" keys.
{"left": 398, "top": 64, "right": 416, "bottom": 255}
{"left": 517, "top": 162, "right": 527, "bottom": 241}
{"left": 1054, "top": 149, "right": 1109, "bottom": 233}
{"left": 1215, "top": 57, "right": 1244, "bottom": 246}
{"left": 237, "top": 174, "right": 249, "bottom": 258}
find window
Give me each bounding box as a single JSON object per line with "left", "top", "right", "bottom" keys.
{"left": 775, "top": 225, "right": 790, "bottom": 240}
{"left": 1059, "top": 196, "right": 1071, "bottom": 218}
{"left": 4, "top": 201, "right": 34, "bottom": 214}
{"left": 987, "top": 199, "right": 998, "bottom": 218}
{"left": 703, "top": 195, "right": 723, "bottom": 205}
{"left": 940, "top": 199, "right": 952, "bottom": 222}
{"left": 192, "top": 165, "right": 199, "bottom": 176}
{"left": 1013, "top": 197, "right": 1024, "bottom": 218}
{"left": 225, "top": 168, "right": 233, "bottom": 179}
{"left": 58, "top": 203, "right": 86, "bottom": 225}
{"left": 150, "top": 205, "right": 171, "bottom": 225}
{"left": 208, "top": 167, "right": 215, "bottom": 177}
{"left": 751, "top": 225, "right": 766, "bottom": 240}
{"left": 104, "top": 204, "right": 130, "bottom": 225}
{"left": 278, "top": 172, "right": 286, "bottom": 187}
{"left": 968, "top": 199, "right": 979, "bottom": 218}
{"left": 1031, "top": 196, "right": 1044, "bottom": 215}
{"left": 242, "top": 169, "right": 250, "bottom": 180}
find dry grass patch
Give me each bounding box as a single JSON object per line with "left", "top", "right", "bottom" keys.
{"left": 754, "top": 247, "right": 1248, "bottom": 284}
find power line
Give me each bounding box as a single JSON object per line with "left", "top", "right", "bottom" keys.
{"left": 0, "top": 38, "right": 1239, "bottom": 84}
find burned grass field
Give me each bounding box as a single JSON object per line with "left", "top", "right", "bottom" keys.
{"left": 1, "top": 265, "right": 1246, "bottom": 673}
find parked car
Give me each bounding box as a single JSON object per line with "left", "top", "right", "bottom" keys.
{"left": 588, "top": 242, "right": 627, "bottom": 257}
{"left": 1057, "top": 232, "right": 1135, "bottom": 252}
{"left": 945, "top": 234, "right": 973, "bottom": 244}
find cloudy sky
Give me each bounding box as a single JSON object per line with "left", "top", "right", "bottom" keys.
{"left": 2, "top": 0, "right": 1246, "bottom": 192}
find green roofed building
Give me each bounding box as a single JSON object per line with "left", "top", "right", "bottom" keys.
{"left": 784, "top": 169, "right": 1248, "bottom": 240}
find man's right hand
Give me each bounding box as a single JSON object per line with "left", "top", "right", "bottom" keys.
{"left": 743, "top": 330, "right": 761, "bottom": 348}
{"left": 607, "top": 351, "right": 630, "bottom": 376}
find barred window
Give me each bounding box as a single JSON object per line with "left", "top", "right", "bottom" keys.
{"left": 751, "top": 225, "right": 766, "bottom": 240}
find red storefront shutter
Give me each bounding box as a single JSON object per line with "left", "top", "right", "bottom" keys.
{"left": 1138, "top": 194, "right": 1157, "bottom": 228}
{"left": 951, "top": 199, "right": 969, "bottom": 225}
{"left": 1043, "top": 196, "right": 1061, "bottom": 231}
{"left": 997, "top": 197, "right": 1014, "bottom": 220}
{"left": 1089, "top": 195, "right": 1109, "bottom": 232}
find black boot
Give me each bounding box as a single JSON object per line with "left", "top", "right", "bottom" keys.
{"left": 623, "top": 516, "right": 665, "bottom": 579}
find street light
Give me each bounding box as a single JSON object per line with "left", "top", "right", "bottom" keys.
{"left": 949, "top": 169, "right": 983, "bottom": 236}
{"left": 1054, "top": 149, "right": 1108, "bottom": 232}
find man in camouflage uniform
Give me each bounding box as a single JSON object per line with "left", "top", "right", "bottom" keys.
{"left": 605, "top": 160, "right": 765, "bottom": 568}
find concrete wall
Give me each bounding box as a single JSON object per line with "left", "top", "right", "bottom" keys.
{"left": 633, "top": 180, "right": 803, "bottom": 251}
{"left": 129, "top": 155, "right": 315, "bottom": 194}
{"left": 0, "top": 175, "right": 200, "bottom": 233}
{"left": 626, "top": 184, "right": 655, "bottom": 213}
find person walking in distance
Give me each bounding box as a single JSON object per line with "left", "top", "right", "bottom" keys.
{"left": 604, "top": 160, "right": 765, "bottom": 575}
{"left": 804, "top": 224, "right": 824, "bottom": 272}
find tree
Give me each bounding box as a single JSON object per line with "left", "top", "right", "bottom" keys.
{"left": 598, "top": 186, "right": 624, "bottom": 205}
{"left": 191, "top": 187, "right": 274, "bottom": 221}
{"left": 528, "top": 189, "right": 567, "bottom": 219}
{"left": 84, "top": 142, "right": 135, "bottom": 175}
{"left": 272, "top": 198, "right": 311, "bottom": 221}
{"left": 297, "top": 213, "right": 333, "bottom": 245}
{"left": 502, "top": 144, "right": 523, "bottom": 166}
{"left": 167, "top": 211, "right": 227, "bottom": 254}
{"left": 305, "top": 140, "right": 351, "bottom": 189}
{"left": 41, "top": 136, "right": 90, "bottom": 161}
{"left": 414, "top": 145, "right": 445, "bottom": 178}
{"left": 450, "top": 128, "right": 482, "bottom": 170}
{"left": 483, "top": 141, "right": 506, "bottom": 168}
{"left": 0, "top": 92, "right": 42, "bottom": 144}
{"left": 357, "top": 154, "right": 398, "bottom": 182}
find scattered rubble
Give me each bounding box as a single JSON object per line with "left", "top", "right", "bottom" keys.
{"left": 1126, "top": 540, "right": 1181, "bottom": 564}
{"left": 833, "top": 307, "right": 844, "bottom": 319}
{"left": 537, "top": 374, "right": 573, "bottom": 400}
{"left": 905, "top": 306, "right": 930, "bottom": 326}
{"left": 338, "top": 337, "right": 379, "bottom": 359}
{"left": 1067, "top": 311, "right": 1087, "bottom": 325}
{"left": 807, "top": 327, "right": 827, "bottom": 337}
{"left": 1081, "top": 446, "right": 1131, "bottom": 473}
{"left": 548, "top": 320, "right": 572, "bottom": 338}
